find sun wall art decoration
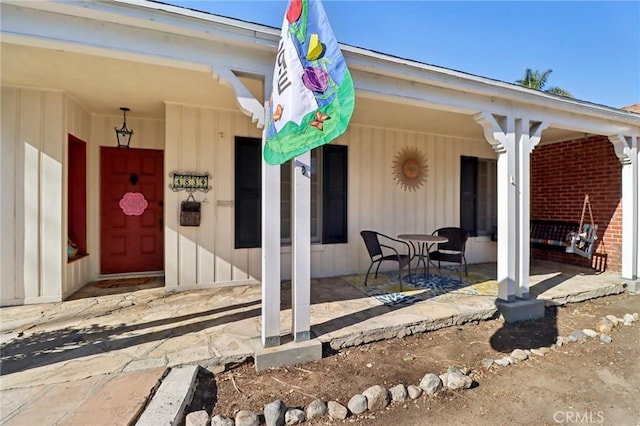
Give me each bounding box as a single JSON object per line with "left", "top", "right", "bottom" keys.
{"left": 392, "top": 146, "right": 429, "bottom": 192}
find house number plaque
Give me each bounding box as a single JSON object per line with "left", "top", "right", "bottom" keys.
{"left": 169, "top": 172, "right": 211, "bottom": 193}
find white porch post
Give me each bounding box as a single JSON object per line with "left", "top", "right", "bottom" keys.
{"left": 503, "top": 116, "right": 518, "bottom": 302}
{"left": 475, "top": 113, "right": 516, "bottom": 301}
{"left": 516, "top": 119, "right": 547, "bottom": 299}
{"left": 612, "top": 135, "right": 639, "bottom": 286}
{"left": 219, "top": 66, "right": 281, "bottom": 348}
{"left": 291, "top": 152, "right": 311, "bottom": 341}
{"left": 474, "top": 113, "right": 548, "bottom": 302}
{"left": 515, "top": 118, "right": 528, "bottom": 299}
{"left": 495, "top": 148, "right": 515, "bottom": 301}
{"left": 261, "top": 133, "right": 281, "bottom": 348}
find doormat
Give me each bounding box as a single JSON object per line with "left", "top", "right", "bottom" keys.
{"left": 342, "top": 266, "right": 497, "bottom": 307}
{"left": 93, "top": 277, "right": 157, "bottom": 288}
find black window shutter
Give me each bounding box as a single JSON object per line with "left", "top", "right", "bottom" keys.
{"left": 234, "top": 137, "right": 262, "bottom": 248}
{"left": 322, "top": 144, "right": 348, "bottom": 244}
{"left": 460, "top": 156, "right": 478, "bottom": 237}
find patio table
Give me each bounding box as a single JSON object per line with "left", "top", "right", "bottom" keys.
{"left": 397, "top": 234, "right": 449, "bottom": 277}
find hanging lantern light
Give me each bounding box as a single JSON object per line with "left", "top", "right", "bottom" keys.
{"left": 115, "top": 107, "right": 134, "bottom": 148}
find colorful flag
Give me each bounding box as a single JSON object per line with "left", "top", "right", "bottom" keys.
{"left": 264, "top": 0, "right": 355, "bottom": 165}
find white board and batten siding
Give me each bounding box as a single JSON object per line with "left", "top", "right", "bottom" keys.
{"left": 1, "top": 87, "right": 65, "bottom": 305}
{"left": 164, "top": 103, "right": 497, "bottom": 290}
{"left": 164, "top": 104, "right": 263, "bottom": 291}
{"left": 319, "top": 124, "right": 498, "bottom": 279}
{"left": 0, "top": 85, "right": 166, "bottom": 305}
{"left": 1, "top": 90, "right": 498, "bottom": 303}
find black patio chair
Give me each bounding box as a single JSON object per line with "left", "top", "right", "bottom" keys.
{"left": 428, "top": 227, "right": 469, "bottom": 281}
{"left": 360, "top": 230, "right": 412, "bottom": 290}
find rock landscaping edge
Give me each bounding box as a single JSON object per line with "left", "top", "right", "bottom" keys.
{"left": 180, "top": 309, "right": 638, "bottom": 426}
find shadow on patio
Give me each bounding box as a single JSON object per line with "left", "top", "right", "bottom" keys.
{"left": 0, "top": 260, "right": 624, "bottom": 381}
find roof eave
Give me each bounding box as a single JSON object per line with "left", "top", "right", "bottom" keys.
{"left": 8, "top": 0, "right": 639, "bottom": 128}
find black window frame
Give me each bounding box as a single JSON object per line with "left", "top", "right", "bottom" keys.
{"left": 234, "top": 137, "right": 263, "bottom": 249}
{"left": 234, "top": 137, "right": 348, "bottom": 249}
{"left": 460, "top": 156, "right": 478, "bottom": 237}
{"left": 460, "top": 155, "right": 497, "bottom": 239}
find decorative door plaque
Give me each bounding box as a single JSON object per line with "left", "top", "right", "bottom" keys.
{"left": 119, "top": 192, "right": 148, "bottom": 216}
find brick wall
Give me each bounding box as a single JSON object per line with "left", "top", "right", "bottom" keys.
{"left": 531, "top": 136, "right": 622, "bottom": 272}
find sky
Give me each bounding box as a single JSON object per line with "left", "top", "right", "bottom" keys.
{"left": 162, "top": 1, "right": 640, "bottom": 109}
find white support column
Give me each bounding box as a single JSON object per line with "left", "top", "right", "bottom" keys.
{"left": 474, "top": 112, "right": 516, "bottom": 302}
{"left": 504, "top": 115, "right": 519, "bottom": 302}
{"left": 609, "top": 134, "right": 639, "bottom": 289}
{"left": 621, "top": 137, "right": 639, "bottom": 283}
{"left": 261, "top": 133, "right": 281, "bottom": 348}
{"left": 475, "top": 112, "right": 549, "bottom": 322}
{"left": 516, "top": 120, "right": 548, "bottom": 300}
{"left": 515, "top": 118, "right": 528, "bottom": 299}
{"left": 292, "top": 151, "right": 311, "bottom": 341}
{"left": 474, "top": 113, "right": 549, "bottom": 302}
{"left": 495, "top": 147, "right": 515, "bottom": 301}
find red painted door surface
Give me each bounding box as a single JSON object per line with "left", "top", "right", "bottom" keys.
{"left": 100, "top": 147, "right": 164, "bottom": 274}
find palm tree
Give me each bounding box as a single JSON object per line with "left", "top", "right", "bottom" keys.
{"left": 515, "top": 68, "right": 573, "bottom": 98}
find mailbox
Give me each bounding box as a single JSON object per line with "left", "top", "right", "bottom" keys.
{"left": 180, "top": 194, "right": 201, "bottom": 227}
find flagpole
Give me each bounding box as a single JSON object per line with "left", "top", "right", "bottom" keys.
{"left": 261, "top": 104, "right": 281, "bottom": 348}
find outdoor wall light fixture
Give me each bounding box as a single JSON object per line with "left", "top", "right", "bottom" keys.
{"left": 115, "top": 107, "right": 134, "bottom": 148}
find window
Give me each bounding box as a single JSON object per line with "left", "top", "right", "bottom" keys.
{"left": 234, "top": 137, "right": 262, "bottom": 248}
{"left": 460, "top": 156, "right": 497, "bottom": 237}
{"left": 234, "top": 137, "right": 347, "bottom": 249}
{"left": 280, "top": 150, "right": 322, "bottom": 243}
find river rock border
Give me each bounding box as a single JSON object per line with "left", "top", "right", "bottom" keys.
{"left": 185, "top": 311, "right": 638, "bottom": 426}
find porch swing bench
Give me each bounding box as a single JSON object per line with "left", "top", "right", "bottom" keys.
{"left": 565, "top": 224, "right": 598, "bottom": 259}
{"left": 530, "top": 220, "right": 577, "bottom": 251}
{"left": 529, "top": 195, "right": 598, "bottom": 260}
{"left": 565, "top": 194, "right": 598, "bottom": 260}
{"left": 529, "top": 220, "right": 597, "bottom": 260}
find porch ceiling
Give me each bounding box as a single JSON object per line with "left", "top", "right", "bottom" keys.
{"left": 351, "top": 97, "right": 584, "bottom": 143}
{"left": 352, "top": 97, "right": 481, "bottom": 139}
{"left": 2, "top": 43, "right": 584, "bottom": 143}
{"left": 1, "top": 43, "right": 241, "bottom": 118}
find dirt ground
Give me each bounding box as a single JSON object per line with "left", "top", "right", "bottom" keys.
{"left": 190, "top": 292, "right": 640, "bottom": 425}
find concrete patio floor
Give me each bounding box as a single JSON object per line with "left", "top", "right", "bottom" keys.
{"left": 0, "top": 259, "right": 628, "bottom": 425}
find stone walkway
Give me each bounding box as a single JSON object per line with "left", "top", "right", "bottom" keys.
{"left": 0, "top": 260, "right": 626, "bottom": 425}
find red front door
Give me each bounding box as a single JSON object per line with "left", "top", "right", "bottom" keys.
{"left": 100, "top": 147, "right": 164, "bottom": 274}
